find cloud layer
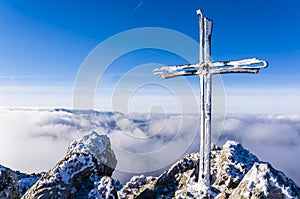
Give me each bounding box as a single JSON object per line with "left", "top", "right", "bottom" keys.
{"left": 217, "top": 114, "right": 300, "bottom": 185}
{"left": 0, "top": 108, "right": 299, "bottom": 185}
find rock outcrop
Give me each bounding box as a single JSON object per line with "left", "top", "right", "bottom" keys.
{"left": 88, "top": 176, "right": 122, "bottom": 199}
{"left": 1, "top": 134, "right": 299, "bottom": 199}
{"left": 16, "top": 171, "right": 41, "bottom": 198}
{"left": 118, "top": 141, "right": 300, "bottom": 199}
{"left": 21, "top": 131, "right": 117, "bottom": 199}
{"left": 211, "top": 141, "right": 260, "bottom": 196}
{"left": 0, "top": 165, "right": 42, "bottom": 199}
{"left": 0, "top": 165, "right": 19, "bottom": 199}
{"left": 229, "top": 162, "right": 300, "bottom": 199}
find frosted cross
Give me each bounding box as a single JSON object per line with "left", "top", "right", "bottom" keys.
{"left": 153, "top": 9, "right": 268, "bottom": 198}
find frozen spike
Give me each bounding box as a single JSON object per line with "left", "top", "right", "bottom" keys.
{"left": 196, "top": 9, "right": 202, "bottom": 16}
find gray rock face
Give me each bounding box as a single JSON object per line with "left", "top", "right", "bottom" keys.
{"left": 21, "top": 131, "right": 117, "bottom": 199}
{"left": 0, "top": 165, "right": 19, "bottom": 199}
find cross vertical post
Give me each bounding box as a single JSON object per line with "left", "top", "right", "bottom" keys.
{"left": 153, "top": 9, "right": 268, "bottom": 198}
{"left": 198, "top": 9, "right": 206, "bottom": 191}
{"left": 198, "top": 9, "right": 213, "bottom": 195}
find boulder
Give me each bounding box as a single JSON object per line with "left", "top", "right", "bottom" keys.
{"left": 22, "top": 132, "right": 117, "bottom": 199}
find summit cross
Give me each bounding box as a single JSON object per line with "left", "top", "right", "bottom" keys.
{"left": 153, "top": 9, "right": 268, "bottom": 198}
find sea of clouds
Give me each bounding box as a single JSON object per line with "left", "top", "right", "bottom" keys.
{"left": 0, "top": 108, "right": 299, "bottom": 185}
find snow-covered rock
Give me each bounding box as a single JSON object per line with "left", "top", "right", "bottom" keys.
{"left": 118, "top": 175, "right": 157, "bottom": 198}
{"left": 117, "top": 152, "right": 207, "bottom": 198}
{"left": 118, "top": 140, "right": 300, "bottom": 199}
{"left": 0, "top": 165, "right": 42, "bottom": 198}
{"left": 212, "top": 141, "right": 260, "bottom": 194}
{"left": 88, "top": 176, "right": 122, "bottom": 199}
{"left": 21, "top": 131, "right": 117, "bottom": 199}
{"left": 1, "top": 134, "right": 299, "bottom": 198}
{"left": 0, "top": 165, "right": 19, "bottom": 199}
{"left": 16, "top": 171, "right": 42, "bottom": 198}
{"left": 229, "top": 162, "right": 300, "bottom": 199}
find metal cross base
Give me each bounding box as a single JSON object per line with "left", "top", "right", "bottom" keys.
{"left": 154, "top": 9, "right": 268, "bottom": 198}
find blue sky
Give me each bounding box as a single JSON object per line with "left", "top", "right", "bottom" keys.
{"left": 0, "top": 0, "right": 300, "bottom": 113}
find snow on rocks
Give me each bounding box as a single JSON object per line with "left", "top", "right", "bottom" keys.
{"left": 118, "top": 140, "right": 300, "bottom": 199}
{"left": 0, "top": 165, "right": 19, "bottom": 199}
{"left": 118, "top": 153, "right": 200, "bottom": 198}
{"left": 21, "top": 131, "right": 117, "bottom": 199}
{"left": 212, "top": 140, "right": 260, "bottom": 194}
{"left": 69, "top": 131, "right": 116, "bottom": 166}
{"left": 16, "top": 171, "right": 42, "bottom": 198}
{"left": 118, "top": 175, "right": 156, "bottom": 198}
{"left": 88, "top": 176, "right": 121, "bottom": 199}
{"left": 0, "top": 165, "right": 42, "bottom": 198}
{"left": 1, "top": 135, "right": 299, "bottom": 198}
{"left": 229, "top": 162, "right": 300, "bottom": 199}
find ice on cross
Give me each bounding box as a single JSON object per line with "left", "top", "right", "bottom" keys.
{"left": 153, "top": 9, "right": 268, "bottom": 198}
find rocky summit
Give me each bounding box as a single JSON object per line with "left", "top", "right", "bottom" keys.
{"left": 21, "top": 131, "right": 118, "bottom": 199}
{"left": 118, "top": 141, "right": 300, "bottom": 199}
{"left": 0, "top": 132, "right": 299, "bottom": 199}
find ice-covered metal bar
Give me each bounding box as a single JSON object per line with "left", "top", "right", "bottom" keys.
{"left": 210, "top": 58, "right": 268, "bottom": 74}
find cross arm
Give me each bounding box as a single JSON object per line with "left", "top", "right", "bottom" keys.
{"left": 209, "top": 58, "right": 268, "bottom": 74}
{"left": 154, "top": 70, "right": 199, "bottom": 79}
{"left": 153, "top": 64, "right": 199, "bottom": 79}
{"left": 210, "top": 67, "right": 260, "bottom": 74}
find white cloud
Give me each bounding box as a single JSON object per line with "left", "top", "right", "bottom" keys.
{"left": 218, "top": 114, "right": 300, "bottom": 185}
{"left": 0, "top": 108, "right": 299, "bottom": 185}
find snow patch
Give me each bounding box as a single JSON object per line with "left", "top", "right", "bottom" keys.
{"left": 69, "top": 131, "right": 114, "bottom": 165}
{"left": 88, "top": 176, "right": 120, "bottom": 199}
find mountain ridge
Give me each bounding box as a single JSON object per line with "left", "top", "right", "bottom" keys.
{"left": 0, "top": 132, "right": 299, "bottom": 198}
